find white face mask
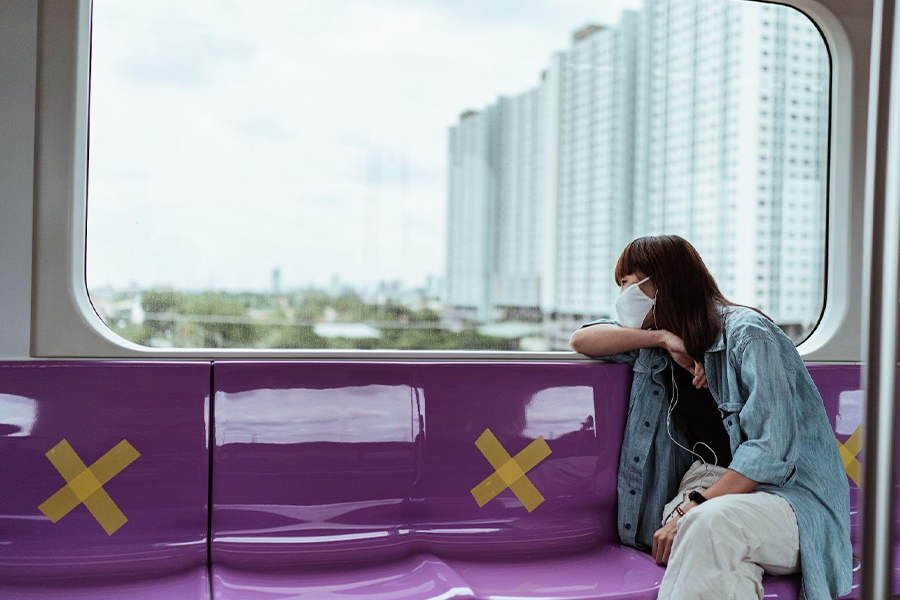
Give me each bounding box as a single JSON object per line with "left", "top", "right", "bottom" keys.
{"left": 615, "top": 276, "right": 656, "bottom": 329}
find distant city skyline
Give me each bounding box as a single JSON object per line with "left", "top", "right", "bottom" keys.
{"left": 92, "top": 272, "right": 445, "bottom": 298}
{"left": 85, "top": 0, "right": 641, "bottom": 293}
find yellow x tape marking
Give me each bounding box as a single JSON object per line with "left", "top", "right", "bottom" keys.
{"left": 470, "top": 428, "right": 552, "bottom": 512}
{"left": 38, "top": 439, "right": 140, "bottom": 535}
{"left": 836, "top": 424, "right": 863, "bottom": 489}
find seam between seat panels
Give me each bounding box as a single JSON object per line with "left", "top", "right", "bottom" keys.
{"left": 207, "top": 361, "right": 215, "bottom": 600}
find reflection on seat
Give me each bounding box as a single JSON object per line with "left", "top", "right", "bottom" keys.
{"left": 212, "top": 362, "right": 866, "bottom": 599}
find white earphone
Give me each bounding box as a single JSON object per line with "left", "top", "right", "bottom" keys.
{"left": 653, "top": 294, "right": 719, "bottom": 489}
{"left": 664, "top": 362, "right": 719, "bottom": 490}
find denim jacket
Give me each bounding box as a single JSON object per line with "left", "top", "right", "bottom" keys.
{"left": 578, "top": 305, "right": 852, "bottom": 600}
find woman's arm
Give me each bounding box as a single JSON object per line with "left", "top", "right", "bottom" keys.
{"left": 569, "top": 323, "right": 670, "bottom": 357}
{"left": 685, "top": 469, "right": 759, "bottom": 509}
{"left": 725, "top": 336, "right": 801, "bottom": 487}
{"left": 677, "top": 336, "right": 799, "bottom": 521}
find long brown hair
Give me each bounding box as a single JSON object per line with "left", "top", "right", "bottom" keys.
{"left": 614, "top": 235, "right": 770, "bottom": 361}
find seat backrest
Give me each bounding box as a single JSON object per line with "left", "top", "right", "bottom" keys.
{"left": 212, "top": 361, "right": 633, "bottom": 569}
{"left": 0, "top": 362, "right": 210, "bottom": 583}
{"left": 0, "top": 360, "right": 865, "bottom": 580}
{"left": 806, "top": 365, "right": 864, "bottom": 548}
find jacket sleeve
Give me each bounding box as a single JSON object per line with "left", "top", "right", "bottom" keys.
{"left": 575, "top": 318, "right": 639, "bottom": 366}
{"left": 728, "top": 335, "right": 799, "bottom": 487}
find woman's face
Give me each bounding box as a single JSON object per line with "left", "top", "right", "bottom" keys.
{"left": 618, "top": 271, "right": 658, "bottom": 329}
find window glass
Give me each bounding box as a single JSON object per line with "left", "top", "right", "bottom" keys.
{"left": 86, "top": 0, "right": 829, "bottom": 349}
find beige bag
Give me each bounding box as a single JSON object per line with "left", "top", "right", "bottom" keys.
{"left": 661, "top": 458, "right": 728, "bottom": 526}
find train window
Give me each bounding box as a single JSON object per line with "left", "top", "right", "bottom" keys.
{"left": 85, "top": 0, "right": 829, "bottom": 350}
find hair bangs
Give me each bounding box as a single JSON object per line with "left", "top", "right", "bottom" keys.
{"left": 614, "top": 239, "right": 647, "bottom": 284}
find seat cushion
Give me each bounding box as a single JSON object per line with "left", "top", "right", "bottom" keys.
{"left": 0, "top": 566, "right": 209, "bottom": 600}
{"left": 212, "top": 544, "right": 802, "bottom": 599}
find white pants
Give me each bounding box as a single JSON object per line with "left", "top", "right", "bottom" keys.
{"left": 656, "top": 459, "right": 802, "bottom": 600}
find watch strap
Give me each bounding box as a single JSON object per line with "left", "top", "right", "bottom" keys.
{"left": 688, "top": 490, "right": 708, "bottom": 504}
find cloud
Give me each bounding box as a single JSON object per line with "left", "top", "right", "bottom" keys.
{"left": 86, "top": 0, "right": 642, "bottom": 292}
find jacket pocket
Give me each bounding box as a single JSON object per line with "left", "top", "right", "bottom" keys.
{"left": 718, "top": 400, "right": 744, "bottom": 418}
{"left": 633, "top": 359, "right": 650, "bottom": 374}
{"left": 718, "top": 401, "right": 743, "bottom": 444}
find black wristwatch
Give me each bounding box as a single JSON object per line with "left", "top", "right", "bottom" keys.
{"left": 688, "top": 490, "right": 708, "bottom": 505}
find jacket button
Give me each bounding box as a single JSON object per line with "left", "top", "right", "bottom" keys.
{"left": 634, "top": 456, "right": 640, "bottom": 462}
{"left": 727, "top": 419, "right": 733, "bottom": 426}
{"left": 652, "top": 389, "right": 659, "bottom": 396}
{"left": 644, "top": 421, "right": 651, "bottom": 427}
{"left": 630, "top": 489, "right": 636, "bottom": 495}
{"left": 624, "top": 523, "right": 632, "bottom": 530}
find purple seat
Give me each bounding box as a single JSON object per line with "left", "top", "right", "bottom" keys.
{"left": 0, "top": 362, "right": 211, "bottom": 600}
{"left": 0, "top": 361, "right": 868, "bottom": 599}
{"left": 212, "top": 547, "right": 665, "bottom": 600}
{"left": 212, "top": 548, "right": 798, "bottom": 599}
{"left": 212, "top": 362, "right": 863, "bottom": 599}
{"left": 0, "top": 569, "right": 210, "bottom": 600}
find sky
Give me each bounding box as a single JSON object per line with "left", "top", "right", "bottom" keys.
{"left": 85, "top": 0, "right": 643, "bottom": 293}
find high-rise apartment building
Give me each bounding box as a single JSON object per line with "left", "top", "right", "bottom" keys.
{"left": 445, "top": 108, "right": 497, "bottom": 323}
{"left": 760, "top": 5, "right": 830, "bottom": 328}
{"left": 632, "top": 0, "right": 828, "bottom": 335}
{"left": 444, "top": 0, "right": 828, "bottom": 344}
{"left": 445, "top": 80, "right": 549, "bottom": 323}
{"left": 492, "top": 83, "right": 548, "bottom": 318}
{"left": 547, "top": 15, "right": 639, "bottom": 319}
{"left": 445, "top": 17, "right": 639, "bottom": 326}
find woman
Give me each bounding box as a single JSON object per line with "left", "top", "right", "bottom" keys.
{"left": 569, "top": 235, "right": 851, "bottom": 600}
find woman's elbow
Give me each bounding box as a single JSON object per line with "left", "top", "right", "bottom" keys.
{"left": 569, "top": 332, "right": 584, "bottom": 353}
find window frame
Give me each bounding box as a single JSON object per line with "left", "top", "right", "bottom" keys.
{"left": 29, "top": 0, "right": 860, "bottom": 361}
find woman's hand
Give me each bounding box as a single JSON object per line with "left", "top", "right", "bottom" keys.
{"left": 692, "top": 360, "right": 708, "bottom": 389}
{"left": 652, "top": 517, "right": 680, "bottom": 565}
{"left": 660, "top": 330, "right": 692, "bottom": 370}
{"left": 660, "top": 331, "right": 708, "bottom": 389}
{"left": 653, "top": 498, "right": 701, "bottom": 565}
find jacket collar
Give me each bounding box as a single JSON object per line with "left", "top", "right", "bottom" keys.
{"left": 706, "top": 304, "right": 731, "bottom": 353}
{"left": 706, "top": 305, "right": 731, "bottom": 352}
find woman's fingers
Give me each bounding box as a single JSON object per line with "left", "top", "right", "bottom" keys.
{"left": 692, "top": 361, "right": 708, "bottom": 388}
{"left": 664, "top": 333, "right": 703, "bottom": 381}
{"left": 667, "top": 345, "right": 709, "bottom": 389}
{"left": 662, "top": 536, "right": 674, "bottom": 564}
{"left": 653, "top": 521, "right": 679, "bottom": 565}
